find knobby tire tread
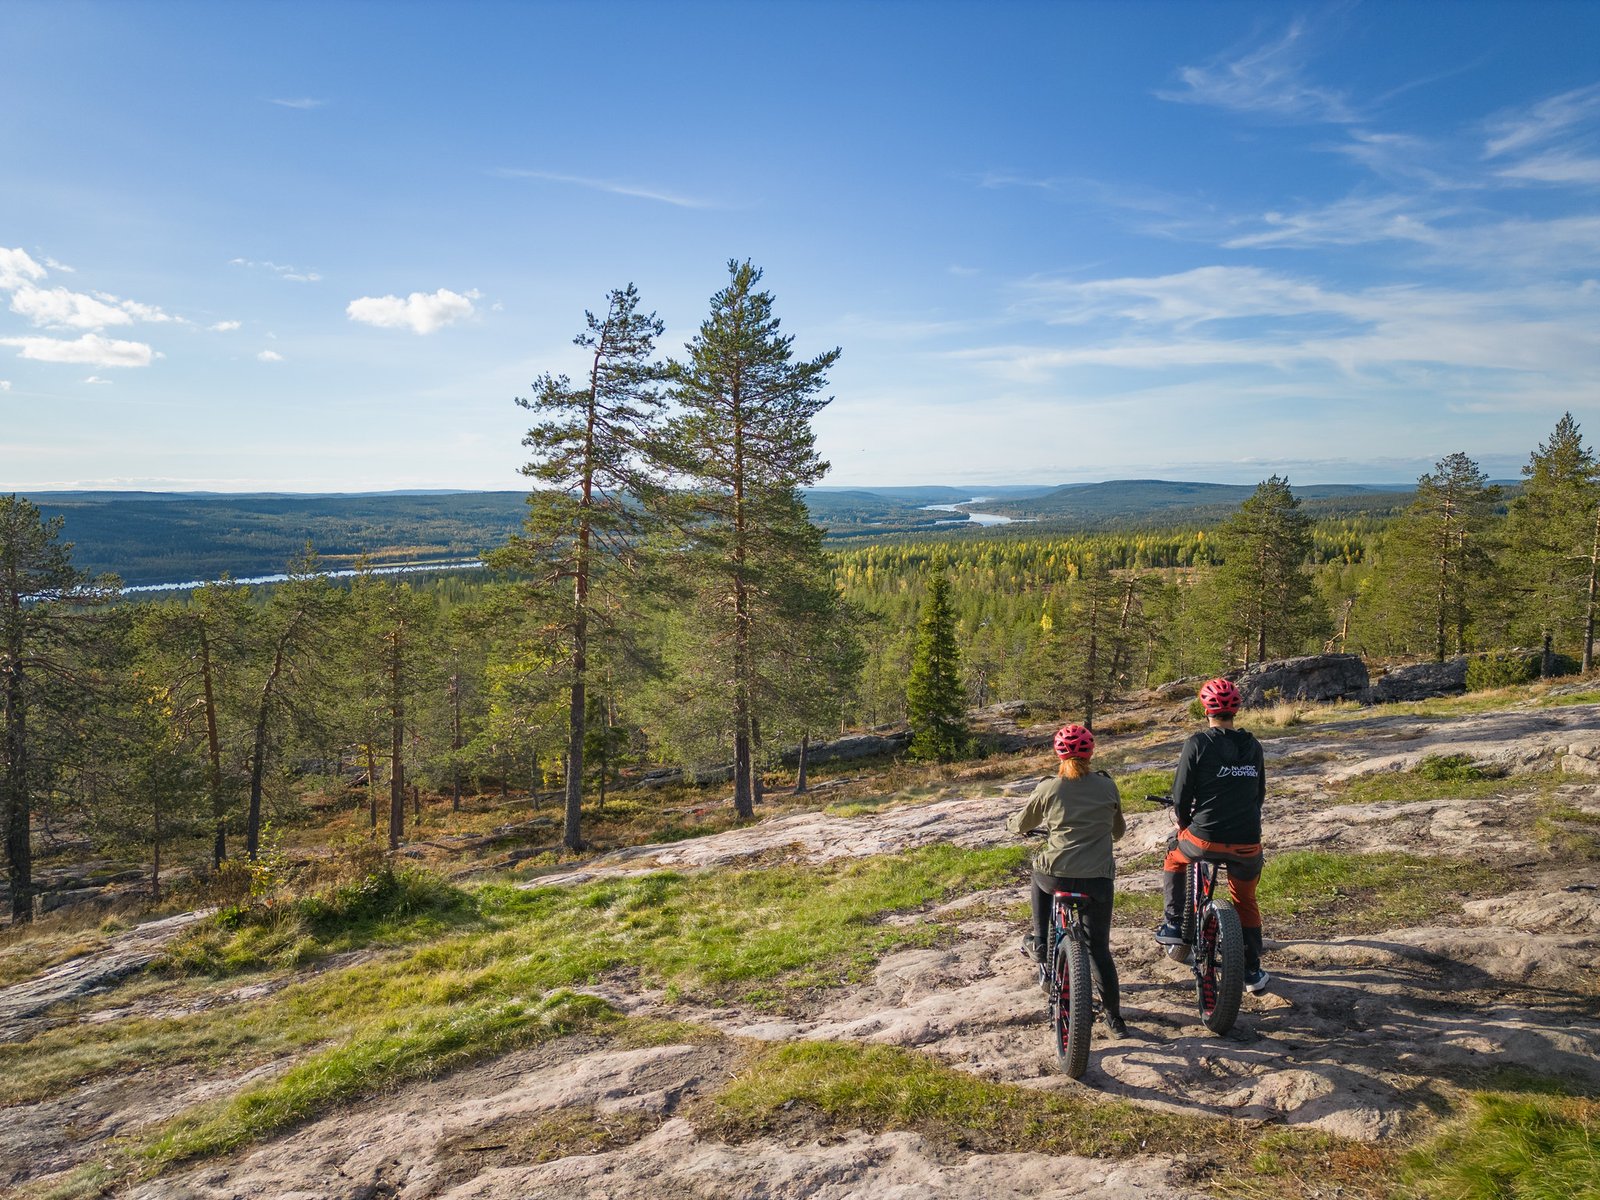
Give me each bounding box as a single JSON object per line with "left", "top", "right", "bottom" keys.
{"left": 1056, "top": 940, "right": 1093, "bottom": 1079}
{"left": 1199, "top": 898, "right": 1245, "bottom": 1034}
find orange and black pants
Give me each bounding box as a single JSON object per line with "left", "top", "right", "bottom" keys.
{"left": 1162, "top": 829, "right": 1264, "bottom": 930}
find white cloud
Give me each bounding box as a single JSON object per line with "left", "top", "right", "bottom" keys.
{"left": 346, "top": 288, "right": 478, "bottom": 334}
{"left": 0, "top": 332, "right": 157, "bottom": 367}
{"left": 230, "top": 258, "right": 322, "bottom": 283}
{"left": 1496, "top": 151, "right": 1600, "bottom": 187}
{"left": 1484, "top": 83, "right": 1600, "bottom": 158}
{"left": 269, "top": 97, "right": 325, "bottom": 109}
{"left": 43, "top": 257, "right": 74, "bottom": 273}
{"left": 0, "top": 380, "right": 11, "bottom": 391}
{"left": 492, "top": 169, "right": 717, "bottom": 209}
{"left": 10, "top": 285, "right": 131, "bottom": 329}
{"left": 1159, "top": 20, "right": 1356, "bottom": 124}
{"left": 209, "top": 320, "right": 242, "bottom": 332}
{"left": 83, "top": 375, "right": 111, "bottom": 385}
{"left": 257, "top": 349, "right": 284, "bottom": 362}
{"left": 0, "top": 247, "right": 47, "bottom": 291}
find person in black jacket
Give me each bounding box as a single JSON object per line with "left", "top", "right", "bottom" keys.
{"left": 1154, "top": 678, "right": 1270, "bottom": 993}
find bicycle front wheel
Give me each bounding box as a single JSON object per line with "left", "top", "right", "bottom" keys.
{"left": 1054, "top": 939, "right": 1093, "bottom": 1078}
{"left": 1195, "top": 898, "right": 1245, "bottom": 1034}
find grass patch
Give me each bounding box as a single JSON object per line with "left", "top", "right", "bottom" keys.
{"left": 157, "top": 864, "right": 480, "bottom": 976}
{"left": 1115, "top": 769, "right": 1174, "bottom": 812}
{"left": 1326, "top": 763, "right": 1548, "bottom": 807}
{"left": 1260, "top": 851, "right": 1511, "bottom": 937}
{"left": 141, "top": 990, "right": 612, "bottom": 1167}
{"left": 1540, "top": 689, "right": 1600, "bottom": 708}
{"left": 1402, "top": 1090, "right": 1600, "bottom": 1200}
{"left": 3, "top": 842, "right": 1028, "bottom": 1178}
{"left": 700, "top": 1041, "right": 1392, "bottom": 1197}
{"left": 0, "top": 929, "right": 110, "bottom": 989}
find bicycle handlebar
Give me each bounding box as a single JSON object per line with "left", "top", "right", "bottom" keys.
{"left": 1147, "top": 793, "right": 1174, "bottom": 807}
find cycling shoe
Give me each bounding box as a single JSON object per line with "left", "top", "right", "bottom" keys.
{"left": 1244, "top": 967, "right": 1271, "bottom": 994}
{"left": 1153, "top": 922, "right": 1186, "bottom": 946}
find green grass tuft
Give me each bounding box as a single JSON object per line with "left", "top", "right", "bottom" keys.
{"left": 1403, "top": 1091, "right": 1600, "bottom": 1200}
{"left": 158, "top": 865, "right": 480, "bottom": 976}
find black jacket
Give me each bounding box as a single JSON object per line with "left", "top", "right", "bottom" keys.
{"left": 1170, "top": 726, "right": 1265, "bottom": 844}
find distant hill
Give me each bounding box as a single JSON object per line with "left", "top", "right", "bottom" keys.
{"left": 26, "top": 492, "right": 530, "bottom": 587}
{"left": 18, "top": 480, "right": 1422, "bottom": 589}
{"left": 984, "top": 479, "right": 1416, "bottom": 527}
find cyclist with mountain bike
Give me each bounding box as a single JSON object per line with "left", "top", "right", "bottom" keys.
{"left": 1154, "top": 678, "right": 1271, "bottom": 994}
{"left": 1006, "top": 724, "right": 1128, "bottom": 1037}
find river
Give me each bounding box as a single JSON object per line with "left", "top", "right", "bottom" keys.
{"left": 122, "top": 558, "right": 485, "bottom": 595}
{"left": 921, "top": 498, "right": 1020, "bottom": 527}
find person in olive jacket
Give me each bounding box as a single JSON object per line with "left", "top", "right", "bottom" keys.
{"left": 1006, "top": 723, "right": 1128, "bottom": 1037}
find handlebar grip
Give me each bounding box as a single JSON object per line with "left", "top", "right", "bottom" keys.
{"left": 1146, "top": 793, "right": 1174, "bottom": 806}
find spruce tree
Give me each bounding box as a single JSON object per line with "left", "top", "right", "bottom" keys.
{"left": 906, "top": 563, "right": 967, "bottom": 761}
{"left": 1505, "top": 413, "right": 1600, "bottom": 669}
{"left": 662, "top": 261, "right": 841, "bottom": 816}
{"left": 490, "top": 283, "right": 666, "bottom": 851}
{"left": 1213, "top": 475, "right": 1324, "bottom": 664}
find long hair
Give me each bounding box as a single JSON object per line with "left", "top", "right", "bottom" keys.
{"left": 1059, "top": 757, "right": 1092, "bottom": 780}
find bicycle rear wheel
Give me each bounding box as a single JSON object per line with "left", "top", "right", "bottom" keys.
{"left": 1195, "top": 898, "right": 1245, "bottom": 1034}
{"left": 1053, "top": 939, "right": 1093, "bottom": 1078}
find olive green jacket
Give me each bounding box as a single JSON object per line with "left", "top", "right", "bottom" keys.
{"left": 1006, "top": 771, "right": 1125, "bottom": 879}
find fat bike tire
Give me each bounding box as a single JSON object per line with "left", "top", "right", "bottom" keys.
{"left": 1054, "top": 940, "right": 1093, "bottom": 1079}
{"left": 1196, "top": 899, "right": 1245, "bottom": 1034}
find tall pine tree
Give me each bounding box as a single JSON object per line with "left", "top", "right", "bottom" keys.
{"left": 663, "top": 261, "right": 840, "bottom": 817}
{"left": 1505, "top": 413, "right": 1600, "bottom": 669}
{"left": 1, "top": 496, "right": 117, "bottom": 921}
{"left": 491, "top": 284, "right": 666, "bottom": 852}
{"left": 1213, "top": 476, "right": 1323, "bottom": 664}
{"left": 1380, "top": 452, "right": 1502, "bottom": 662}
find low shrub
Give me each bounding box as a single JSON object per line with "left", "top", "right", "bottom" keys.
{"left": 1414, "top": 753, "right": 1500, "bottom": 783}
{"left": 1466, "top": 651, "right": 1538, "bottom": 691}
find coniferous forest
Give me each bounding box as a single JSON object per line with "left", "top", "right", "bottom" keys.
{"left": 3, "top": 265, "right": 1599, "bottom": 924}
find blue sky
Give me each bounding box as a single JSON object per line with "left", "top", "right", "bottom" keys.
{"left": 4, "top": 0, "right": 1599, "bottom": 492}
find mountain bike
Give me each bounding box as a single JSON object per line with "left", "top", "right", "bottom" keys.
{"left": 1148, "top": 796, "right": 1246, "bottom": 1035}
{"left": 1022, "top": 833, "right": 1095, "bottom": 1077}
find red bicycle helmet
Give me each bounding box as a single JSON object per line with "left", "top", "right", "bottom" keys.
{"left": 1198, "top": 678, "right": 1242, "bottom": 716}
{"left": 1053, "top": 724, "right": 1096, "bottom": 760}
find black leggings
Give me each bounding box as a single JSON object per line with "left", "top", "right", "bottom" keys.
{"left": 1031, "top": 871, "right": 1120, "bottom": 1018}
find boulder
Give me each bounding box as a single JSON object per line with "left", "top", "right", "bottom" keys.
{"left": 1235, "top": 654, "right": 1369, "bottom": 706}
{"left": 1364, "top": 657, "right": 1468, "bottom": 703}
{"left": 780, "top": 731, "right": 912, "bottom": 767}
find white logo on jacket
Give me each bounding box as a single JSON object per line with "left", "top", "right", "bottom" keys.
{"left": 1216, "top": 765, "right": 1259, "bottom": 778}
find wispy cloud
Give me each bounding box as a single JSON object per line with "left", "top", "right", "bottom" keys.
{"left": 347, "top": 288, "right": 479, "bottom": 334}
{"left": 1484, "top": 83, "right": 1600, "bottom": 158}
{"left": 1159, "top": 20, "right": 1357, "bottom": 124}
{"left": 209, "top": 320, "right": 242, "bottom": 332}
{"left": 83, "top": 375, "right": 111, "bottom": 385}
{"left": 0, "top": 332, "right": 159, "bottom": 367}
{"left": 257, "top": 349, "right": 284, "bottom": 363}
{"left": 268, "top": 97, "right": 325, "bottom": 110}
{"left": 953, "top": 266, "right": 1600, "bottom": 388}
{"left": 491, "top": 168, "right": 718, "bottom": 209}
{"left": 230, "top": 258, "right": 322, "bottom": 283}
{"left": 0, "top": 380, "right": 11, "bottom": 391}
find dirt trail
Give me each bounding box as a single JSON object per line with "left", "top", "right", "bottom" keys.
{"left": 10, "top": 703, "right": 1600, "bottom": 1199}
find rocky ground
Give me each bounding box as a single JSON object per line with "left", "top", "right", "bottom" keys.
{"left": 5, "top": 697, "right": 1599, "bottom": 1199}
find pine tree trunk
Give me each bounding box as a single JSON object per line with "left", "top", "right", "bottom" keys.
{"left": 750, "top": 716, "right": 764, "bottom": 807}
{"left": 388, "top": 632, "right": 404, "bottom": 852}
{"left": 366, "top": 743, "right": 378, "bottom": 830}
{"left": 200, "top": 628, "right": 226, "bottom": 867}
{"left": 1585, "top": 501, "right": 1600, "bottom": 674}
{"left": 151, "top": 797, "right": 162, "bottom": 900}
{"left": 5, "top": 612, "right": 32, "bottom": 922}
{"left": 731, "top": 396, "right": 754, "bottom": 819}
{"left": 450, "top": 670, "right": 462, "bottom": 813}
{"left": 795, "top": 733, "right": 809, "bottom": 793}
